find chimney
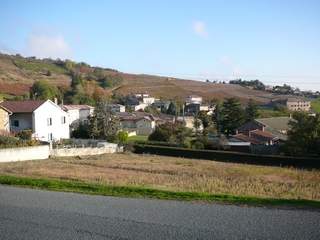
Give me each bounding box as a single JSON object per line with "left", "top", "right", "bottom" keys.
{"left": 54, "top": 97, "right": 58, "bottom": 105}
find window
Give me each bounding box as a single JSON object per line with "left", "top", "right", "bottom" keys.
{"left": 61, "top": 116, "right": 66, "bottom": 124}
{"left": 13, "top": 120, "right": 19, "bottom": 127}
{"left": 47, "top": 118, "right": 52, "bottom": 126}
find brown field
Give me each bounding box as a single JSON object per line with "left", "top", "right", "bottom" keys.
{"left": 0, "top": 153, "right": 319, "bottom": 201}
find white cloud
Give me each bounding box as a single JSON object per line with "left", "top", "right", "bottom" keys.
{"left": 192, "top": 20, "right": 208, "bottom": 38}
{"left": 26, "top": 34, "right": 72, "bottom": 59}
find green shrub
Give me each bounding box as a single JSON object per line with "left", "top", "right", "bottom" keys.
{"left": 16, "top": 130, "right": 32, "bottom": 140}
{"left": 117, "top": 131, "right": 128, "bottom": 145}
{"left": 0, "top": 135, "right": 40, "bottom": 149}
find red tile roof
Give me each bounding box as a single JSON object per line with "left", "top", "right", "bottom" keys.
{"left": 250, "top": 129, "right": 276, "bottom": 139}
{"left": 233, "top": 133, "right": 261, "bottom": 145}
{"left": 0, "top": 100, "right": 46, "bottom": 113}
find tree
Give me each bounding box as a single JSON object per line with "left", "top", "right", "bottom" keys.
{"left": 117, "top": 131, "right": 128, "bottom": 145}
{"left": 245, "top": 99, "right": 259, "bottom": 121}
{"left": 70, "top": 71, "right": 83, "bottom": 88}
{"left": 148, "top": 122, "right": 191, "bottom": 146}
{"left": 197, "top": 111, "right": 212, "bottom": 130}
{"left": 148, "top": 124, "right": 172, "bottom": 142}
{"left": 30, "top": 80, "right": 60, "bottom": 100}
{"left": 285, "top": 113, "right": 320, "bottom": 156}
{"left": 220, "top": 98, "right": 245, "bottom": 135}
{"left": 193, "top": 114, "right": 201, "bottom": 135}
{"left": 88, "top": 102, "right": 120, "bottom": 141}
{"left": 212, "top": 102, "right": 223, "bottom": 134}
{"left": 166, "top": 102, "right": 176, "bottom": 115}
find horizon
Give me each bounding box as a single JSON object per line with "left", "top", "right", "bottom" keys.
{"left": 1, "top": 0, "right": 320, "bottom": 91}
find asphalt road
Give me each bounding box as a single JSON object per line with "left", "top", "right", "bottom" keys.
{"left": 0, "top": 186, "right": 319, "bottom": 240}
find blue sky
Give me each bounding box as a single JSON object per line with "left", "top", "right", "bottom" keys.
{"left": 1, "top": 0, "right": 320, "bottom": 90}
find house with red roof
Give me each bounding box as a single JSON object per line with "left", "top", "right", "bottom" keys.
{"left": 0, "top": 100, "right": 69, "bottom": 142}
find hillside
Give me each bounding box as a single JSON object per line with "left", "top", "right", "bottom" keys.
{"left": 0, "top": 53, "right": 274, "bottom": 103}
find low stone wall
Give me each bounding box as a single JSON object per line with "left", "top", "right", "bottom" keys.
{"left": 0, "top": 145, "right": 50, "bottom": 162}
{"left": 51, "top": 143, "right": 122, "bottom": 157}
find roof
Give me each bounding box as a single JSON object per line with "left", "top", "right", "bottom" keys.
{"left": 233, "top": 133, "right": 261, "bottom": 145}
{"left": 250, "top": 129, "right": 278, "bottom": 140}
{"left": 62, "top": 105, "right": 94, "bottom": 111}
{"left": 0, "top": 100, "right": 46, "bottom": 113}
{"left": 286, "top": 97, "right": 310, "bottom": 103}
{"left": 0, "top": 104, "right": 12, "bottom": 114}
{"left": 255, "top": 117, "right": 291, "bottom": 132}
{"left": 117, "top": 111, "right": 173, "bottom": 123}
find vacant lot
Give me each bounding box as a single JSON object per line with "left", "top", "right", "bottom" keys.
{"left": 0, "top": 153, "right": 319, "bottom": 201}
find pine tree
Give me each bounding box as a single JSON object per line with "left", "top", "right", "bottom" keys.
{"left": 220, "top": 98, "right": 245, "bottom": 135}
{"left": 245, "top": 99, "right": 259, "bottom": 121}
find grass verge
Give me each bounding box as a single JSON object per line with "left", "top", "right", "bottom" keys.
{"left": 0, "top": 175, "right": 319, "bottom": 209}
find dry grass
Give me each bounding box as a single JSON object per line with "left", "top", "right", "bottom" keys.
{"left": 0, "top": 153, "right": 319, "bottom": 201}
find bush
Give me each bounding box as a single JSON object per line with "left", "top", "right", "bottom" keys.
{"left": 0, "top": 135, "right": 40, "bottom": 149}
{"left": 72, "top": 123, "right": 90, "bottom": 139}
{"left": 16, "top": 130, "right": 32, "bottom": 140}
{"left": 117, "top": 131, "right": 128, "bottom": 145}
{"left": 133, "top": 144, "right": 320, "bottom": 169}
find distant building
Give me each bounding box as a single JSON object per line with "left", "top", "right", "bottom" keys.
{"left": 132, "top": 103, "right": 148, "bottom": 111}
{"left": 135, "top": 93, "right": 155, "bottom": 105}
{"left": 184, "top": 103, "right": 215, "bottom": 116}
{"left": 237, "top": 117, "right": 292, "bottom": 141}
{"left": 286, "top": 98, "right": 311, "bottom": 111}
{"left": 117, "top": 112, "right": 174, "bottom": 136}
{"left": 271, "top": 98, "right": 311, "bottom": 112}
{"left": 233, "top": 130, "right": 279, "bottom": 146}
{"left": 185, "top": 103, "right": 200, "bottom": 115}
{"left": 117, "top": 112, "right": 156, "bottom": 135}
{"left": 0, "top": 100, "right": 69, "bottom": 142}
{"left": 186, "top": 95, "right": 202, "bottom": 105}
{"left": 152, "top": 100, "right": 170, "bottom": 112}
{"left": 62, "top": 105, "right": 94, "bottom": 128}
{"left": 106, "top": 104, "right": 125, "bottom": 113}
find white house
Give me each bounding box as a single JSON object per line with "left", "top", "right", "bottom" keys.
{"left": 186, "top": 95, "right": 202, "bottom": 105}
{"left": 62, "top": 105, "right": 94, "bottom": 127}
{"left": 135, "top": 93, "right": 155, "bottom": 105}
{"left": 118, "top": 112, "right": 156, "bottom": 135}
{"left": 133, "top": 103, "right": 148, "bottom": 111}
{"left": 0, "top": 100, "right": 70, "bottom": 142}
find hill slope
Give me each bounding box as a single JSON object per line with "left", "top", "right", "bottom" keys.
{"left": 0, "top": 53, "right": 274, "bottom": 103}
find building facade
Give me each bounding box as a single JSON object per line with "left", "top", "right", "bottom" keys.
{"left": 0, "top": 100, "right": 70, "bottom": 142}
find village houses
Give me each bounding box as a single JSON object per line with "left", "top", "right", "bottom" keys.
{"left": 0, "top": 100, "right": 70, "bottom": 142}
{"left": 62, "top": 104, "right": 94, "bottom": 128}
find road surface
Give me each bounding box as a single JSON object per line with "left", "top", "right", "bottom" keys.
{"left": 0, "top": 185, "right": 319, "bottom": 239}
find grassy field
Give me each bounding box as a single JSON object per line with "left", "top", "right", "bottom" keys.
{"left": 127, "top": 135, "right": 148, "bottom": 142}
{"left": 311, "top": 98, "right": 320, "bottom": 113}
{"left": 0, "top": 153, "right": 319, "bottom": 204}
{"left": 258, "top": 108, "right": 290, "bottom": 118}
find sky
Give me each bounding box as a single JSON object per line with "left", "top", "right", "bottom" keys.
{"left": 1, "top": 0, "right": 320, "bottom": 91}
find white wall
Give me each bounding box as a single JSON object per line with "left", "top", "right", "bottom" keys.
{"left": 67, "top": 109, "right": 80, "bottom": 126}
{"left": 33, "top": 100, "right": 70, "bottom": 142}
{"left": 51, "top": 144, "right": 122, "bottom": 157}
{"left": 0, "top": 145, "right": 50, "bottom": 162}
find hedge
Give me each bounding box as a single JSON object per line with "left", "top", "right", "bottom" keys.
{"left": 133, "top": 144, "right": 320, "bottom": 169}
